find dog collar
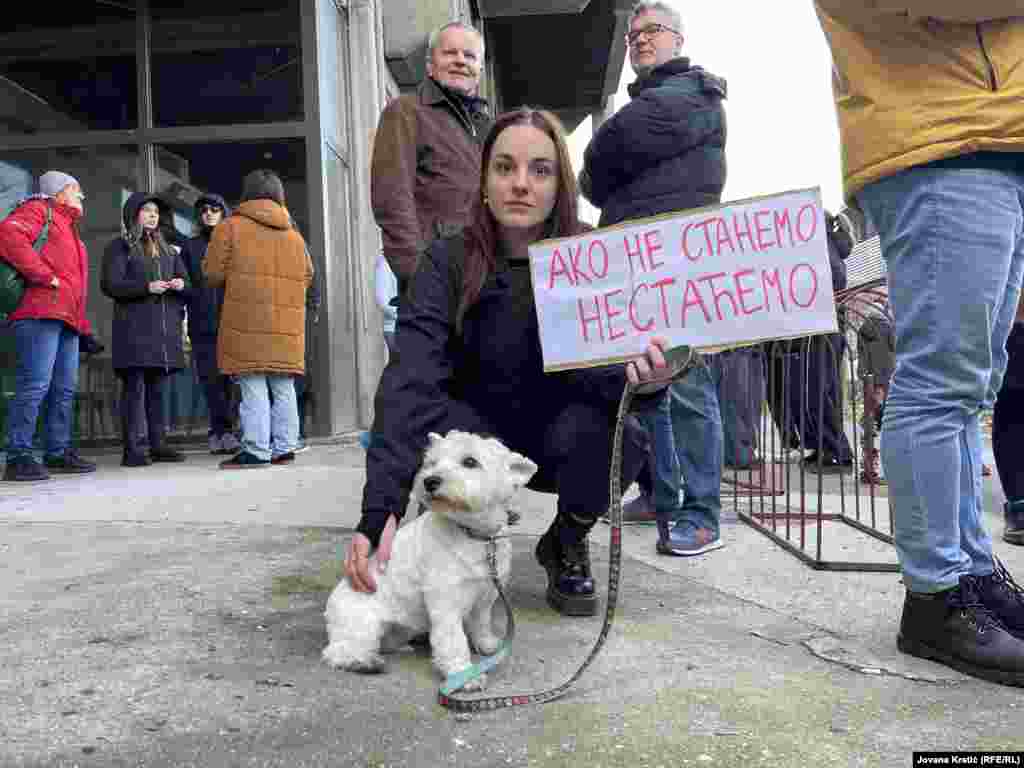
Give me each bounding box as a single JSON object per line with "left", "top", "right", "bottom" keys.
{"left": 457, "top": 524, "right": 502, "bottom": 541}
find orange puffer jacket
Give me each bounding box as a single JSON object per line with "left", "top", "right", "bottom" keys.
{"left": 203, "top": 200, "right": 313, "bottom": 376}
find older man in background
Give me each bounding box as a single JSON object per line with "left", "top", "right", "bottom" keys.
{"left": 370, "top": 20, "right": 491, "bottom": 298}
{"left": 581, "top": 1, "right": 728, "bottom": 558}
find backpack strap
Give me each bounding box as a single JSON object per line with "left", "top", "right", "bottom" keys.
{"left": 32, "top": 201, "right": 53, "bottom": 253}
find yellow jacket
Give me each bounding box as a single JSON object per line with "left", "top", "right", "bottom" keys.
{"left": 203, "top": 200, "right": 314, "bottom": 376}
{"left": 814, "top": 2, "right": 1024, "bottom": 199}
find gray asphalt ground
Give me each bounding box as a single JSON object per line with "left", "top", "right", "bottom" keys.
{"left": 2, "top": 438, "right": 1023, "bottom": 768}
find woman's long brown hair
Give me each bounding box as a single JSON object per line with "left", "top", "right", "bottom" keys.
{"left": 457, "top": 107, "right": 585, "bottom": 332}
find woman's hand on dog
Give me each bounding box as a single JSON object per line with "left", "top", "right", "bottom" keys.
{"left": 345, "top": 514, "right": 398, "bottom": 593}
{"left": 626, "top": 337, "right": 671, "bottom": 389}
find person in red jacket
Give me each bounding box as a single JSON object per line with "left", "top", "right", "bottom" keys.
{"left": 0, "top": 171, "right": 97, "bottom": 482}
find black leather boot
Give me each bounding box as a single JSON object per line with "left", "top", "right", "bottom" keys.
{"left": 1004, "top": 500, "right": 1024, "bottom": 546}
{"left": 535, "top": 517, "right": 597, "bottom": 617}
{"left": 976, "top": 559, "right": 1024, "bottom": 641}
{"left": 898, "top": 576, "right": 1024, "bottom": 686}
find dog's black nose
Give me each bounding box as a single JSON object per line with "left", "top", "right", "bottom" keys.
{"left": 423, "top": 475, "right": 442, "bottom": 494}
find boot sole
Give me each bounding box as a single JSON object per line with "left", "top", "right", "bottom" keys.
{"left": 45, "top": 466, "right": 97, "bottom": 474}
{"left": 538, "top": 557, "right": 599, "bottom": 616}
{"left": 897, "top": 633, "right": 1024, "bottom": 687}
{"left": 1003, "top": 531, "right": 1024, "bottom": 546}
{"left": 656, "top": 539, "right": 726, "bottom": 557}
{"left": 546, "top": 586, "right": 599, "bottom": 617}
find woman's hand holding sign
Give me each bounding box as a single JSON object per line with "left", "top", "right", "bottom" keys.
{"left": 626, "top": 336, "right": 677, "bottom": 392}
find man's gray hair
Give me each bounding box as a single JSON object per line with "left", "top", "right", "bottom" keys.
{"left": 628, "top": 1, "right": 685, "bottom": 39}
{"left": 425, "top": 20, "right": 485, "bottom": 63}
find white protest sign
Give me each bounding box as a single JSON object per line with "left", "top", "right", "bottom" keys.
{"left": 528, "top": 187, "right": 838, "bottom": 372}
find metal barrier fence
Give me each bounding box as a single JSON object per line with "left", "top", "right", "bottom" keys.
{"left": 718, "top": 279, "right": 899, "bottom": 572}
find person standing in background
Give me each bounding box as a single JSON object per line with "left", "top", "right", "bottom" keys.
{"left": 581, "top": 1, "right": 728, "bottom": 557}
{"left": 0, "top": 171, "right": 97, "bottom": 481}
{"left": 102, "top": 193, "right": 190, "bottom": 467}
{"left": 204, "top": 169, "right": 313, "bottom": 470}
{"left": 182, "top": 193, "right": 239, "bottom": 456}
{"left": 371, "top": 21, "right": 491, "bottom": 301}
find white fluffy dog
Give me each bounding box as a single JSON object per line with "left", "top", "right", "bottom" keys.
{"left": 323, "top": 430, "right": 537, "bottom": 689}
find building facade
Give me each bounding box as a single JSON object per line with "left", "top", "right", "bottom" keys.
{"left": 0, "top": 0, "right": 630, "bottom": 441}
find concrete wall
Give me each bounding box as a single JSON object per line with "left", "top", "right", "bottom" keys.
{"left": 380, "top": 0, "right": 476, "bottom": 88}
{"left": 306, "top": 0, "right": 398, "bottom": 435}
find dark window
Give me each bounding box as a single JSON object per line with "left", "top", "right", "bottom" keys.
{"left": 155, "top": 138, "right": 308, "bottom": 232}
{"left": 150, "top": 0, "right": 304, "bottom": 128}
{"left": 0, "top": 9, "right": 138, "bottom": 133}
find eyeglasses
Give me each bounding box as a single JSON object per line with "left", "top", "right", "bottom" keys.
{"left": 626, "top": 23, "right": 680, "bottom": 46}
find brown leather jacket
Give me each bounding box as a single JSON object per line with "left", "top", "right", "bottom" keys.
{"left": 370, "top": 78, "right": 491, "bottom": 284}
{"left": 203, "top": 200, "right": 314, "bottom": 376}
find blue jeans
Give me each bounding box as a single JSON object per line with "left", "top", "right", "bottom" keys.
{"left": 6, "top": 319, "right": 79, "bottom": 460}
{"left": 709, "top": 348, "right": 764, "bottom": 468}
{"left": 635, "top": 391, "right": 679, "bottom": 519}
{"left": 237, "top": 373, "right": 299, "bottom": 461}
{"left": 641, "top": 362, "right": 723, "bottom": 534}
{"left": 859, "top": 165, "right": 1024, "bottom": 593}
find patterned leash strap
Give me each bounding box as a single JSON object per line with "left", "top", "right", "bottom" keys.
{"left": 439, "top": 345, "right": 698, "bottom": 713}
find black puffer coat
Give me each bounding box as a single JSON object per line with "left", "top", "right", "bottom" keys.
{"left": 101, "top": 192, "right": 191, "bottom": 371}
{"left": 581, "top": 57, "right": 727, "bottom": 227}
{"left": 182, "top": 193, "right": 231, "bottom": 340}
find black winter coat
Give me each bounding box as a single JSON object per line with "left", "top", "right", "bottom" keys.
{"left": 358, "top": 234, "right": 642, "bottom": 546}
{"left": 182, "top": 232, "right": 224, "bottom": 340}
{"left": 582, "top": 58, "right": 727, "bottom": 227}
{"left": 101, "top": 237, "right": 191, "bottom": 371}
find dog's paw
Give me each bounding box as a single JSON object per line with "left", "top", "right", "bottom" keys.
{"left": 458, "top": 672, "right": 486, "bottom": 692}
{"left": 322, "top": 645, "right": 385, "bottom": 673}
{"left": 472, "top": 634, "right": 502, "bottom": 657}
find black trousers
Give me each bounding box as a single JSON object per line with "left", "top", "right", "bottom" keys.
{"left": 765, "top": 336, "right": 852, "bottom": 461}
{"left": 293, "top": 374, "right": 311, "bottom": 439}
{"left": 192, "top": 339, "right": 233, "bottom": 437}
{"left": 446, "top": 399, "right": 650, "bottom": 543}
{"left": 994, "top": 323, "right": 1024, "bottom": 502}
{"left": 118, "top": 367, "right": 170, "bottom": 455}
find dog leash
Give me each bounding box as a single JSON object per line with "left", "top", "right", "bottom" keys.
{"left": 438, "top": 345, "right": 698, "bottom": 712}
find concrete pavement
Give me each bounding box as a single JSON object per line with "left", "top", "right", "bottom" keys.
{"left": 2, "top": 440, "right": 1024, "bottom": 767}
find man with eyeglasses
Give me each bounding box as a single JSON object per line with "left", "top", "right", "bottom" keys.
{"left": 581, "top": 1, "right": 728, "bottom": 558}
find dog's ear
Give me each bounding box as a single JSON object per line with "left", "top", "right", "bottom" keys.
{"left": 506, "top": 452, "right": 539, "bottom": 487}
